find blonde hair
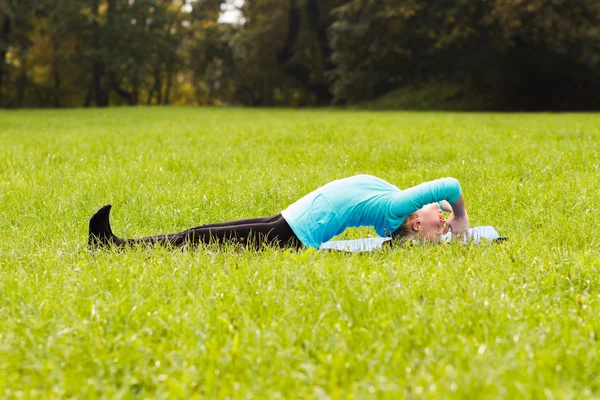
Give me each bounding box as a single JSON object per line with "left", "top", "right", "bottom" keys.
{"left": 391, "top": 213, "right": 418, "bottom": 242}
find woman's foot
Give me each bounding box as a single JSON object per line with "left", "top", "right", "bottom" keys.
{"left": 88, "top": 204, "right": 122, "bottom": 249}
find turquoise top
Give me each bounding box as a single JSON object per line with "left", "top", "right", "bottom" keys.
{"left": 281, "top": 175, "right": 462, "bottom": 248}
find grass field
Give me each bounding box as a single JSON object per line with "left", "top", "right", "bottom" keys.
{"left": 1, "top": 108, "right": 600, "bottom": 399}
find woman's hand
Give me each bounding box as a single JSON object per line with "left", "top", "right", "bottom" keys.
{"left": 443, "top": 212, "right": 470, "bottom": 241}
{"left": 445, "top": 192, "right": 469, "bottom": 241}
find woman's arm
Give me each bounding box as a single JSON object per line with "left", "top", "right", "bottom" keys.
{"left": 390, "top": 177, "right": 462, "bottom": 216}
{"left": 449, "top": 193, "right": 467, "bottom": 217}
{"left": 440, "top": 200, "right": 453, "bottom": 212}
{"left": 443, "top": 193, "right": 470, "bottom": 238}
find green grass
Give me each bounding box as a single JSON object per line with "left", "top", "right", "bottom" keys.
{"left": 1, "top": 107, "right": 600, "bottom": 399}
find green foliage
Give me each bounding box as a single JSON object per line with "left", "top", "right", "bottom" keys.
{"left": 187, "top": 2, "right": 236, "bottom": 105}
{"left": 1, "top": 108, "right": 600, "bottom": 397}
{"left": 230, "top": 0, "right": 337, "bottom": 106}
{"left": 329, "top": 0, "right": 600, "bottom": 109}
{"left": 0, "top": 0, "right": 226, "bottom": 107}
{"left": 1, "top": 0, "right": 600, "bottom": 109}
{"left": 359, "top": 82, "right": 493, "bottom": 111}
{"left": 229, "top": 0, "right": 293, "bottom": 106}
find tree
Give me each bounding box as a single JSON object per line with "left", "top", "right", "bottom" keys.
{"left": 1, "top": 0, "right": 599, "bottom": 109}
{"left": 488, "top": 0, "right": 600, "bottom": 109}
{"left": 0, "top": 6, "right": 11, "bottom": 106}
{"left": 276, "top": 0, "right": 338, "bottom": 104}
{"left": 1, "top": 0, "right": 41, "bottom": 107}
{"left": 328, "top": 0, "right": 600, "bottom": 110}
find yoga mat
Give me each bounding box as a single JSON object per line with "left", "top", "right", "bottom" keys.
{"left": 320, "top": 226, "right": 506, "bottom": 252}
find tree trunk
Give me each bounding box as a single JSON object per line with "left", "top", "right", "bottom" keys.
{"left": 109, "top": 70, "right": 133, "bottom": 105}
{"left": 53, "top": 66, "right": 61, "bottom": 108}
{"left": 51, "top": 36, "right": 61, "bottom": 107}
{"left": 15, "top": 47, "right": 27, "bottom": 107}
{"left": 305, "top": 0, "right": 334, "bottom": 72}
{"left": 84, "top": 85, "right": 92, "bottom": 107}
{"left": 91, "top": 0, "right": 109, "bottom": 107}
{"left": 164, "top": 65, "right": 173, "bottom": 105}
{"left": 105, "top": 0, "right": 133, "bottom": 105}
{"left": 0, "top": 14, "right": 11, "bottom": 107}
{"left": 193, "top": 69, "right": 203, "bottom": 105}
{"left": 155, "top": 74, "right": 162, "bottom": 105}
{"left": 92, "top": 61, "right": 109, "bottom": 107}
{"left": 131, "top": 69, "right": 139, "bottom": 105}
{"left": 146, "top": 85, "right": 154, "bottom": 105}
{"left": 16, "top": 66, "right": 27, "bottom": 107}
{"left": 148, "top": 63, "right": 162, "bottom": 105}
{"left": 276, "top": 0, "right": 332, "bottom": 105}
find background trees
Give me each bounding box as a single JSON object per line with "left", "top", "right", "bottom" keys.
{"left": 1, "top": 0, "right": 599, "bottom": 110}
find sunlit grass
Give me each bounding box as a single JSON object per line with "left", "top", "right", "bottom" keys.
{"left": 1, "top": 107, "right": 599, "bottom": 398}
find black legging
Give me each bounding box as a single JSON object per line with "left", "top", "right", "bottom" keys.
{"left": 126, "top": 214, "right": 302, "bottom": 249}
{"left": 89, "top": 205, "right": 303, "bottom": 250}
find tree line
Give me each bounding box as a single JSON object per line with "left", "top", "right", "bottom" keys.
{"left": 1, "top": 0, "right": 599, "bottom": 110}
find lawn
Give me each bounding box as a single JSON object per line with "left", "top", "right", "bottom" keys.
{"left": 1, "top": 107, "right": 599, "bottom": 399}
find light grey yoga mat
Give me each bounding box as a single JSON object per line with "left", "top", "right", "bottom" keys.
{"left": 319, "top": 226, "right": 505, "bottom": 252}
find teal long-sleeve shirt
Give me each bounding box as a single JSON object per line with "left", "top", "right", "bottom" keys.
{"left": 281, "top": 175, "right": 462, "bottom": 249}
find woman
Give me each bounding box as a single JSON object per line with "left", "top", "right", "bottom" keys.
{"left": 88, "top": 175, "right": 469, "bottom": 250}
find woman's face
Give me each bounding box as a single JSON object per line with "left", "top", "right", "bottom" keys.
{"left": 416, "top": 203, "right": 446, "bottom": 243}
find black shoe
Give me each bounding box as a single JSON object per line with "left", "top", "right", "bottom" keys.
{"left": 88, "top": 204, "right": 122, "bottom": 249}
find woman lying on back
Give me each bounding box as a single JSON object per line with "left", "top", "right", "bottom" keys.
{"left": 88, "top": 174, "right": 469, "bottom": 250}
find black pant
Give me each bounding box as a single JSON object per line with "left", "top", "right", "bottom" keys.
{"left": 124, "top": 214, "right": 303, "bottom": 250}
